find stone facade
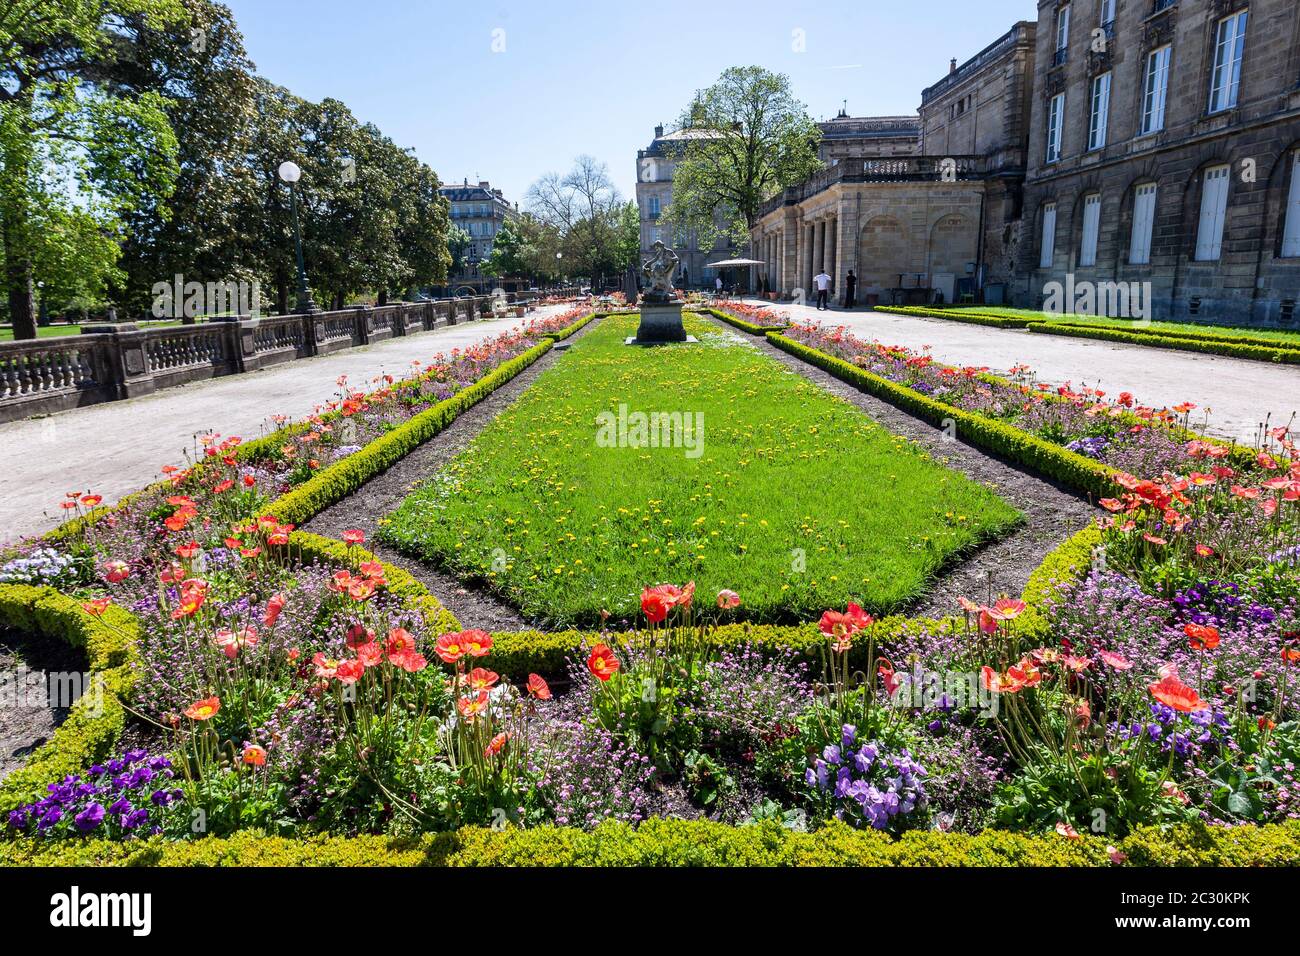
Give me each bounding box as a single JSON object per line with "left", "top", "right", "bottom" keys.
{"left": 1016, "top": 0, "right": 1300, "bottom": 326}
{"left": 818, "top": 112, "right": 920, "bottom": 163}
{"left": 636, "top": 126, "right": 732, "bottom": 289}
{"left": 439, "top": 180, "right": 520, "bottom": 292}
{"left": 750, "top": 22, "right": 1036, "bottom": 305}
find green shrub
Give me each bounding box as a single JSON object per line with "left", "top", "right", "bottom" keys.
{"left": 5, "top": 818, "right": 1299, "bottom": 867}
{"left": 697, "top": 307, "right": 788, "bottom": 334}
{"left": 872, "top": 306, "right": 1033, "bottom": 329}
{"left": 1026, "top": 322, "right": 1300, "bottom": 364}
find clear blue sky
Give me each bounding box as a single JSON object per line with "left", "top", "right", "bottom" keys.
{"left": 225, "top": 0, "right": 1033, "bottom": 203}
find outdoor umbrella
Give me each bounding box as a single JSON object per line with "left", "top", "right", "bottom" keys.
{"left": 706, "top": 258, "right": 766, "bottom": 296}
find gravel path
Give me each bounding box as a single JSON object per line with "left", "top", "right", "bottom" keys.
{"left": 745, "top": 298, "right": 1300, "bottom": 447}
{"left": 0, "top": 630, "right": 87, "bottom": 783}
{"left": 701, "top": 315, "right": 1099, "bottom": 616}
{"left": 0, "top": 306, "right": 576, "bottom": 546}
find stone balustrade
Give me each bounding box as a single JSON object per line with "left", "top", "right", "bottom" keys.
{"left": 0, "top": 289, "right": 577, "bottom": 424}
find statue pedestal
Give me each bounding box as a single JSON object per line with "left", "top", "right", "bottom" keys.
{"left": 627, "top": 300, "right": 695, "bottom": 345}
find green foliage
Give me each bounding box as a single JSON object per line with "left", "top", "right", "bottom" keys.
{"left": 8, "top": 818, "right": 1300, "bottom": 867}
{"left": 701, "top": 307, "right": 788, "bottom": 334}
{"left": 382, "top": 314, "right": 1021, "bottom": 626}
{"left": 662, "top": 66, "right": 822, "bottom": 246}
{"left": 1026, "top": 321, "right": 1300, "bottom": 364}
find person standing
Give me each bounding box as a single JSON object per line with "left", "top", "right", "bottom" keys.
{"left": 715, "top": 275, "right": 723, "bottom": 297}
{"left": 814, "top": 268, "right": 831, "bottom": 310}
{"left": 845, "top": 270, "right": 857, "bottom": 309}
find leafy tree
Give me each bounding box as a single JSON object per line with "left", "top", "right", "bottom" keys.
{"left": 662, "top": 66, "right": 821, "bottom": 251}
{"left": 615, "top": 200, "right": 640, "bottom": 273}
{"left": 479, "top": 216, "right": 530, "bottom": 280}
{"left": 0, "top": 0, "right": 186, "bottom": 338}
{"left": 525, "top": 155, "right": 624, "bottom": 286}
{"left": 110, "top": 0, "right": 259, "bottom": 319}
{"left": 446, "top": 225, "right": 470, "bottom": 275}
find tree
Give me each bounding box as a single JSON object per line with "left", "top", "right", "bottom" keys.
{"left": 662, "top": 66, "right": 821, "bottom": 252}
{"left": 615, "top": 200, "right": 640, "bottom": 274}
{"left": 525, "top": 155, "right": 624, "bottom": 286}
{"left": 111, "top": 0, "right": 260, "bottom": 319}
{"left": 479, "top": 216, "right": 531, "bottom": 280}
{"left": 0, "top": 0, "right": 186, "bottom": 338}
{"left": 446, "top": 225, "right": 470, "bottom": 276}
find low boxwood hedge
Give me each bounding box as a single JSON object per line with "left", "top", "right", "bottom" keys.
{"left": 1026, "top": 321, "right": 1300, "bottom": 364}
{"left": 696, "top": 307, "right": 789, "bottom": 335}
{"left": 767, "top": 332, "right": 1124, "bottom": 499}
{"left": 4, "top": 817, "right": 1298, "bottom": 867}
{"left": 873, "top": 306, "right": 1034, "bottom": 329}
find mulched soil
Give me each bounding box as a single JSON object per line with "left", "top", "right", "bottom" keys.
{"left": 712, "top": 317, "right": 1099, "bottom": 617}
{"left": 304, "top": 323, "right": 607, "bottom": 631}
{"left": 306, "top": 313, "right": 1098, "bottom": 627}
{"left": 0, "top": 629, "right": 87, "bottom": 783}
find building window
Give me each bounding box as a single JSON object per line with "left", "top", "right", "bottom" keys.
{"left": 1040, "top": 202, "right": 1058, "bottom": 268}
{"left": 1080, "top": 194, "right": 1102, "bottom": 267}
{"left": 1046, "top": 93, "right": 1065, "bottom": 163}
{"left": 1088, "top": 72, "right": 1111, "bottom": 151}
{"left": 1100, "top": 0, "right": 1115, "bottom": 32}
{"left": 1054, "top": 5, "right": 1071, "bottom": 65}
{"left": 1209, "top": 11, "right": 1248, "bottom": 114}
{"left": 649, "top": 195, "right": 660, "bottom": 218}
{"left": 1129, "top": 183, "right": 1158, "bottom": 265}
{"left": 1141, "top": 46, "right": 1171, "bottom": 135}
{"left": 1195, "top": 164, "right": 1231, "bottom": 261}
{"left": 1283, "top": 151, "right": 1300, "bottom": 258}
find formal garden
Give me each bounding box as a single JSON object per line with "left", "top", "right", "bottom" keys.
{"left": 1, "top": 302, "right": 1298, "bottom": 868}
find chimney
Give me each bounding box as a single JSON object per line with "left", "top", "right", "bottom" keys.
{"left": 478, "top": 180, "right": 490, "bottom": 188}
{"left": 654, "top": 124, "right": 664, "bottom": 138}
{"left": 950, "top": 58, "right": 957, "bottom": 74}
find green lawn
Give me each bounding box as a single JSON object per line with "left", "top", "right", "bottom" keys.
{"left": 951, "top": 307, "right": 1300, "bottom": 348}
{"left": 380, "top": 313, "right": 1022, "bottom": 627}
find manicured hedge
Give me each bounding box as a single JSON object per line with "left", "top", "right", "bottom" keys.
{"left": 4, "top": 817, "right": 1299, "bottom": 867}
{"left": 697, "top": 307, "right": 789, "bottom": 335}
{"left": 0, "top": 585, "right": 138, "bottom": 817}
{"left": 873, "top": 306, "right": 1034, "bottom": 329}
{"left": 767, "top": 332, "right": 1125, "bottom": 499}
{"left": 540, "top": 310, "right": 601, "bottom": 341}
{"left": 1026, "top": 321, "right": 1300, "bottom": 364}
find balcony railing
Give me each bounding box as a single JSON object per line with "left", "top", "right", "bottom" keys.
{"left": 756, "top": 155, "right": 986, "bottom": 219}
{"left": 1052, "top": 47, "right": 1068, "bottom": 67}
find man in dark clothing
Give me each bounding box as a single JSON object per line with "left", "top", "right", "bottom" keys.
{"left": 845, "top": 270, "right": 857, "bottom": 309}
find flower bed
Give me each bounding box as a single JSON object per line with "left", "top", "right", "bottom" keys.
{"left": 699, "top": 301, "right": 790, "bottom": 334}
{"left": 3, "top": 308, "right": 1298, "bottom": 865}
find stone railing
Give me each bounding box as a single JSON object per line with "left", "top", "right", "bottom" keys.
{"left": 757, "top": 155, "right": 988, "bottom": 219}
{"left": 0, "top": 290, "right": 572, "bottom": 425}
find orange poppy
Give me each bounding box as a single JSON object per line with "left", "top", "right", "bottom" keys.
{"left": 1148, "top": 674, "right": 1208, "bottom": 713}
{"left": 184, "top": 696, "right": 221, "bottom": 721}
{"left": 527, "top": 673, "right": 552, "bottom": 700}
{"left": 587, "top": 644, "right": 621, "bottom": 681}
{"left": 1185, "top": 623, "right": 1220, "bottom": 652}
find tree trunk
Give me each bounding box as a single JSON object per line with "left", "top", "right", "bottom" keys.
{"left": 377, "top": 288, "right": 388, "bottom": 306}
{"left": 276, "top": 279, "right": 289, "bottom": 316}
{"left": 6, "top": 264, "right": 36, "bottom": 340}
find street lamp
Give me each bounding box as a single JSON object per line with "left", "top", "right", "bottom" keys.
{"left": 36, "top": 280, "right": 48, "bottom": 327}
{"left": 278, "top": 161, "right": 318, "bottom": 314}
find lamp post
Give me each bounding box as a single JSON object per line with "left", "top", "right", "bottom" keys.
{"left": 277, "top": 161, "right": 318, "bottom": 314}
{"left": 36, "top": 280, "right": 48, "bottom": 327}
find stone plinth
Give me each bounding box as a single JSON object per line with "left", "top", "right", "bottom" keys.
{"left": 627, "top": 300, "right": 694, "bottom": 345}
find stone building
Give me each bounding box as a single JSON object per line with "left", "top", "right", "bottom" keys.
{"left": 750, "top": 22, "right": 1037, "bottom": 305}
{"left": 438, "top": 179, "right": 520, "bottom": 293}
{"left": 818, "top": 111, "right": 920, "bottom": 163}
{"left": 1016, "top": 0, "right": 1300, "bottom": 326}
{"left": 636, "top": 125, "right": 732, "bottom": 289}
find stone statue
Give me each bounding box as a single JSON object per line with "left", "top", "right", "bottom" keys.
{"left": 640, "top": 240, "right": 680, "bottom": 303}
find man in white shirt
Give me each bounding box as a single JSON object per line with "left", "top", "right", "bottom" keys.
{"left": 814, "top": 270, "right": 832, "bottom": 310}
{"left": 715, "top": 276, "right": 723, "bottom": 296}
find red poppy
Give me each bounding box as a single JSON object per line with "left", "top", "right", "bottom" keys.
{"left": 527, "top": 673, "right": 552, "bottom": 700}
{"left": 102, "top": 560, "right": 130, "bottom": 584}
{"left": 484, "top": 732, "right": 509, "bottom": 758}
{"left": 640, "top": 585, "right": 675, "bottom": 623}
{"left": 175, "top": 541, "right": 200, "bottom": 560}
{"left": 1185, "top": 623, "right": 1220, "bottom": 652}
{"left": 435, "top": 632, "right": 465, "bottom": 663}
{"left": 184, "top": 696, "right": 221, "bottom": 721}
{"left": 457, "top": 691, "right": 489, "bottom": 719}
{"left": 355, "top": 642, "right": 384, "bottom": 667}
{"left": 716, "top": 589, "right": 741, "bottom": 609}
{"left": 988, "top": 598, "right": 1027, "bottom": 621}
{"left": 819, "top": 603, "right": 872, "bottom": 649}
{"left": 385, "top": 628, "right": 417, "bottom": 657}
{"left": 214, "top": 626, "right": 258, "bottom": 660}
{"left": 462, "top": 630, "right": 493, "bottom": 657}
{"left": 80, "top": 495, "right": 102, "bottom": 508}
{"left": 587, "top": 644, "right": 621, "bottom": 681}
{"left": 466, "top": 667, "right": 499, "bottom": 692}
{"left": 313, "top": 653, "right": 342, "bottom": 679}
{"left": 82, "top": 598, "right": 112, "bottom": 617}
{"left": 242, "top": 744, "right": 268, "bottom": 767}
{"left": 1097, "top": 649, "right": 1133, "bottom": 671}
{"left": 342, "top": 529, "right": 366, "bottom": 545}
{"left": 336, "top": 659, "right": 366, "bottom": 684}
{"left": 1055, "top": 822, "right": 1082, "bottom": 840}
{"left": 263, "top": 593, "right": 288, "bottom": 627}
{"left": 1148, "top": 674, "right": 1208, "bottom": 713}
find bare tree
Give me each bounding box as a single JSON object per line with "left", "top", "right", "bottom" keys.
{"left": 525, "top": 155, "right": 623, "bottom": 286}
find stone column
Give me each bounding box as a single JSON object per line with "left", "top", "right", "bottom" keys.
{"left": 781, "top": 210, "right": 799, "bottom": 296}
{"left": 837, "top": 205, "right": 859, "bottom": 307}
{"left": 812, "top": 220, "right": 825, "bottom": 290}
